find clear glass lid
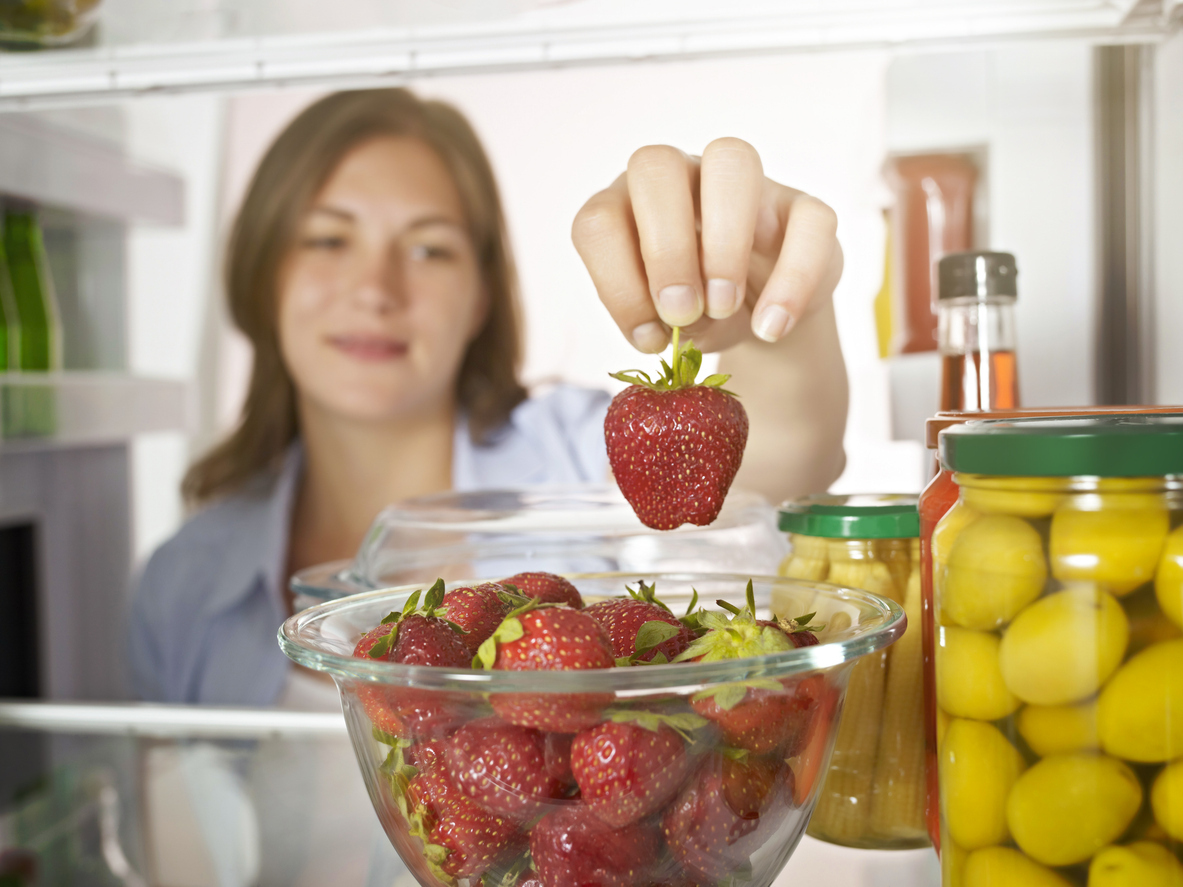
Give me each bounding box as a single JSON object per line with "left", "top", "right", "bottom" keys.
{"left": 291, "top": 484, "right": 788, "bottom": 601}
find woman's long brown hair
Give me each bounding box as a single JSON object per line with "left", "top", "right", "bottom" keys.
{"left": 183, "top": 89, "right": 527, "bottom": 506}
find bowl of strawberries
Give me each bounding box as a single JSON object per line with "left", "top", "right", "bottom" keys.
{"left": 278, "top": 571, "right": 904, "bottom": 887}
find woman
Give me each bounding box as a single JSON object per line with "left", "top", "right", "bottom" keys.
{"left": 128, "top": 87, "right": 848, "bottom": 708}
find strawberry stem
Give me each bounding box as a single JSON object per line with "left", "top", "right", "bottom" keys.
{"left": 671, "top": 326, "right": 682, "bottom": 387}
{"left": 607, "top": 325, "right": 735, "bottom": 393}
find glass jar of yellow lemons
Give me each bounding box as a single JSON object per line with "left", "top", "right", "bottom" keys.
{"left": 777, "top": 494, "right": 928, "bottom": 849}
{"left": 933, "top": 415, "right": 1183, "bottom": 886}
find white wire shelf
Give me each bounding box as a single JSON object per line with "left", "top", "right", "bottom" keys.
{"left": 0, "top": 699, "right": 347, "bottom": 739}
{"left": 0, "top": 0, "right": 1177, "bottom": 109}
{"left": 0, "top": 372, "right": 190, "bottom": 452}
{"left": 0, "top": 115, "right": 183, "bottom": 223}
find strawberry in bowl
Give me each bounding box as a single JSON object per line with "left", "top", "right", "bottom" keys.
{"left": 279, "top": 572, "right": 904, "bottom": 887}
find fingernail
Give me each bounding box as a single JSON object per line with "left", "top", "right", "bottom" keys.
{"left": 657, "top": 285, "right": 701, "bottom": 326}
{"left": 706, "top": 279, "right": 739, "bottom": 319}
{"left": 631, "top": 321, "right": 670, "bottom": 354}
{"left": 753, "top": 304, "right": 794, "bottom": 342}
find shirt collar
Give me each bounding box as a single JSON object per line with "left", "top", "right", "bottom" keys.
{"left": 203, "top": 441, "right": 303, "bottom": 618}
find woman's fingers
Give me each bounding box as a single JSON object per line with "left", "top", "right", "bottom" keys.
{"left": 750, "top": 189, "right": 840, "bottom": 342}
{"left": 571, "top": 174, "right": 670, "bottom": 353}
{"left": 625, "top": 145, "right": 704, "bottom": 328}
{"left": 699, "top": 138, "right": 763, "bottom": 320}
{"left": 573, "top": 141, "right": 841, "bottom": 352}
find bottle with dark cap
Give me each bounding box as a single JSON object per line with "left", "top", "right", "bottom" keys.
{"left": 936, "top": 250, "right": 1020, "bottom": 411}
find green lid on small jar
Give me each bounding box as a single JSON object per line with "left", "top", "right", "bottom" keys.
{"left": 778, "top": 494, "right": 919, "bottom": 539}
{"left": 939, "top": 413, "right": 1183, "bottom": 477}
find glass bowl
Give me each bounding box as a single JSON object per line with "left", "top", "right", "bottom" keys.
{"left": 279, "top": 572, "right": 905, "bottom": 887}
{"left": 290, "top": 485, "right": 788, "bottom": 604}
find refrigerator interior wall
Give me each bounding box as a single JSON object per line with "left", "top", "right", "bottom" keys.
{"left": 1154, "top": 28, "right": 1183, "bottom": 404}
{"left": 883, "top": 42, "right": 1098, "bottom": 444}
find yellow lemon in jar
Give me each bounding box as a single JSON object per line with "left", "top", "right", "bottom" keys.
{"left": 963, "top": 847, "right": 1073, "bottom": 887}
{"left": 1016, "top": 699, "right": 1099, "bottom": 756}
{"left": 1050, "top": 497, "right": 1169, "bottom": 595}
{"left": 1097, "top": 639, "right": 1183, "bottom": 762}
{"left": 1006, "top": 753, "right": 1143, "bottom": 866}
{"left": 937, "top": 626, "right": 1021, "bottom": 720}
{"left": 999, "top": 585, "right": 1129, "bottom": 706}
{"left": 933, "top": 503, "right": 980, "bottom": 568}
{"left": 1152, "top": 759, "right": 1183, "bottom": 841}
{"left": 960, "top": 476, "right": 1069, "bottom": 519}
{"left": 941, "top": 831, "right": 968, "bottom": 887}
{"left": 1156, "top": 526, "right": 1183, "bottom": 630}
{"left": 1089, "top": 841, "right": 1183, "bottom": 887}
{"left": 940, "top": 718, "right": 1025, "bottom": 850}
{"left": 942, "top": 515, "right": 1048, "bottom": 630}
{"left": 1126, "top": 582, "right": 1183, "bottom": 654}
{"left": 937, "top": 707, "right": 951, "bottom": 748}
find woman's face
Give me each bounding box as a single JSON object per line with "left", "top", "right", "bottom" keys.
{"left": 278, "top": 136, "right": 487, "bottom": 425}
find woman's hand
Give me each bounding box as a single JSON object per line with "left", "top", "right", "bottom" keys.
{"left": 572, "top": 137, "right": 842, "bottom": 354}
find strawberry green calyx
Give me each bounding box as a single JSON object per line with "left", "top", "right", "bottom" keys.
{"left": 608, "top": 326, "right": 734, "bottom": 393}
{"left": 367, "top": 578, "right": 465, "bottom": 658}
{"left": 493, "top": 584, "right": 535, "bottom": 609}
{"left": 692, "top": 678, "right": 784, "bottom": 711}
{"left": 614, "top": 619, "right": 685, "bottom": 666}
{"left": 607, "top": 708, "right": 710, "bottom": 742}
{"left": 673, "top": 580, "right": 793, "bottom": 663}
{"left": 379, "top": 738, "right": 419, "bottom": 820}
{"left": 473, "top": 597, "right": 557, "bottom": 669}
{"left": 625, "top": 579, "right": 672, "bottom": 613}
{"left": 778, "top": 610, "right": 825, "bottom": 635}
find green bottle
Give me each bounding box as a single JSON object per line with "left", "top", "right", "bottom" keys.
{"left": 0, "top": 236, "right": 17, "bottom": 369}
{"left": 4, "top": 206, "right": 61, "bottom": 371}
{"left": 2, "top": 206, "right": 59, "bottom": 437}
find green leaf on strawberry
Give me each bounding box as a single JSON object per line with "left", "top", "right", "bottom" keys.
{"left": 692, "top": 678, "right": 785, "bottom": 711}
{"left": 607, "top": 708, "right": 710, "bottom": 742}
{"left": 367, "top": 578, "right": 459, "bottom": 659}
{"left": 379, "top": 739, "right": 418, "bottom": 820}
{"left": 608, "top": 327, "right": 731, "bottom": 393}
{"left": 475, "top": 616, "right": 524, "bottom": 670}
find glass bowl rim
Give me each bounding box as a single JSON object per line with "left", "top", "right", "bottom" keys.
{"left": 278, "top": 571, "right": 906, "bottom": 692}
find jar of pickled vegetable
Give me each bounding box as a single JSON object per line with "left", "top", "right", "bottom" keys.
{"left": 933, "top": 415, "right": 1183, "bottom": 886}
{"left": 777, "top": 495, "right": 928, "bottom": 849}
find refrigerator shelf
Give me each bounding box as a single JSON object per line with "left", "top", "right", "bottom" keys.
{"left": 0, "top": 115, "right": 183, "bottom": 225}
{"left": 0, "top": 0, "right": 1177, "bottom": 110}
{"left": 0, "top": 372, "right": 189, "bottom": 452}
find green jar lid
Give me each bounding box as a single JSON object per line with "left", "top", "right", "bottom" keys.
{"left": 778, "top": 494, "right": 919, "bottom": 539}
{"left": 939, "top": 414, "right": 1183, "bottom": 477}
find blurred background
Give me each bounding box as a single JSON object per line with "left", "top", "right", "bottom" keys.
{"left": 0, "top": 0, "right": 1180, "bottom": 884}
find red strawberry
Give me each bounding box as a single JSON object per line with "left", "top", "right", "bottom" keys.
{"left": 543, "top": 733, "right": 575, "bottom": 786}
{"left": 479, "top": 603, "right": 615, "bottom": 732}
{"left": 570, "top": 713, "right": 696, "bottom": 826}
{"left": 405, "top": 739, "right": 448, "bottom": 773}
{"left": 758, "top": 611, "right": 821, "bottom": 648}
{"left": 584, "top": 581, "right": 695, "bottom": 664}
{"left": 502, "top": 572, "right": 583, "bottom": 608}
{"left": 719, "top": 753, "right": 785, "bottom": 820}
{"left": 444, "top": 719, "right": 564, "bottom": 821}
{"left": 529, "top": 804, "right": 661, "bottom": 887}
{"left": 661, "top": 753, "right": 796, "bottom": 884}
{"left": 404, "top": 766, "right": 523, "bottom": 881}
{"left": 690, "top": 683, "right": 816, "bottom": 756}
{"left": 425, "top": 798, "right": 523, "bottom": 880}
{"left": 352, "top": 580, "right": 474, "bottom": 739}
{"left": 605, "top": 330, "right": 748, "bottom": 530}
{"left": 675, "top": 581, "right": 817, "bottom": 754}
{"left": 785, "top": 675, "right": 838, "bottom": 806}
{"left": 440, "top": 582, "right": 519, "bottom": 655}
